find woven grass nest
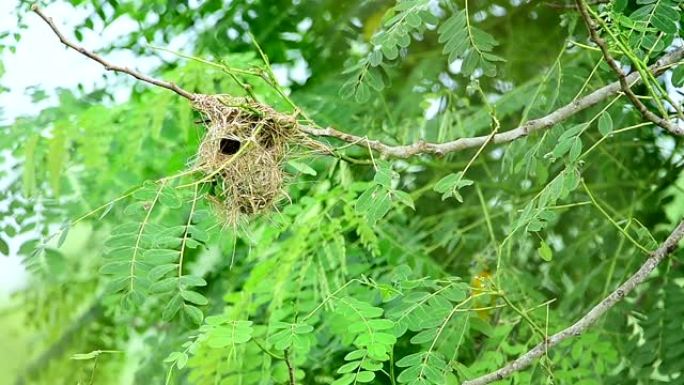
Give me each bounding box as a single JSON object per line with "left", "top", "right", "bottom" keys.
{"left": 192, "top": 94, "right": 306, "bottom": 224}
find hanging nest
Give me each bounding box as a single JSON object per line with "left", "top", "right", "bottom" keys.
{"left": 192, "top": 94, "right": 305, "bottom": 224}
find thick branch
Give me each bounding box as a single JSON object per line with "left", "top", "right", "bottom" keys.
{"left": 301, "top": 46, "right": 684, "bottom": 158}
{"left": 575, "top": 0, "right": 683, "bottom": 136}
{"left": 31, "top": 5, "right": 196, "bottom": 101}
{"left": 462, "top": 220, "right": 684, "bottom": 385}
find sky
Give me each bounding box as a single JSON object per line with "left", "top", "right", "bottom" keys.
{"left": 0, "top": 1, "right": 162, "bottom": 124}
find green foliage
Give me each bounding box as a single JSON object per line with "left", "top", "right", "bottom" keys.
{"left": 99, "top": 181, "right": 213, "bottom": 325}
{"left": 340, "top": 0, "right": 436, "bottom": 102}
{"left": 332, "top": 297, "right": 396, "bottom": 385}
{"left": 356, "top": 161, "right": 414, "bottom": 223}
{"left": 433, "top": 172, "right": 474, "bottom": 202}
{"left": 438, "top": 9, "right": 504, "bottom": 77}
{"left": 341, "top": 0, "right": 503, "bottom": 102}
{"left": 620, "top": 269, "right": 684, "bottom": 383}
{"left": 630, "top": 0, "right": 681, "bottom": 35}
{"left": 388, "top": 278, "right": 470, "bottom": 385}
{"left": 2, "top": 1, "right": 684, "bottom": 385}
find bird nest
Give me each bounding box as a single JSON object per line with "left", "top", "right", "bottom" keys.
{"left": 192, "top": 94, "right": 304, "bottom": 224}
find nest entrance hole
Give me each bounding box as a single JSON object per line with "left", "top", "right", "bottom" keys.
{"left": 219, "top": 138, "right": 241, "bottom": 155}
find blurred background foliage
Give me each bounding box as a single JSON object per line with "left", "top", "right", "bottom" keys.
{"left": 1, "top": 0, "right": 684, "bottom": 384}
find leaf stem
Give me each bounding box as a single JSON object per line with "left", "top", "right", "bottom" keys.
{"left": 581, "top": 180, "right": 651, "bottom": 254}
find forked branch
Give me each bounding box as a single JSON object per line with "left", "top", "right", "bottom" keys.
{"left": 462, "top": 219, "right": 684, "bottom": 385}
{"left": 32, "top": 6, "right": 684, "bottom": 158}
{"left": 575, "top": 0, "right": 684, "bottom": 135}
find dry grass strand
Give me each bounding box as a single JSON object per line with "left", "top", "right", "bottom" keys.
{"left": 193, "top": 94, "right": 303, "bottom": 224}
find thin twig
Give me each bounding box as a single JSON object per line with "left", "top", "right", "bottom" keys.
{"left": 582, "top": 180, "right": 652, "bottom": 254}
{"left": 31, "top": 5, "right": 196, "bottom": 101}
{"left": 575, "top": 0, "right": 683, "bottom": 135}
{"left": 462, "top": 220, "right": 684, "bottom": 385}
{"left": 284, "top": 349, "right": 296, "bottom": 385}
{"left": 252, "top": 338, "right": 284, "bottom": 360}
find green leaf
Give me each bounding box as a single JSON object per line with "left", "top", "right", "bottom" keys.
{"left": 181, "top": 290, "right": 209, "bottom": 305}
{"left": 355, "top": 82, "right": 371, "bottom": 103}
{"left": 434, "top": 172, "right": 473, "bottom": 202}
{"left": 438, "top": 10, "right": 501, "bottom": 76}
{"left": 393, "top": 190, "right": 415, "bottom": 210}
{"left": 381, "top": 42, "right": 399, "bottom": 60}
{"left": 672, "top": 65, "right": 684, "bottom": 87}
{"left": 559, "top": 123, "right": 586, "bottom": 141}
{"left": 356, "top": 371, "right": 376, "bottom": 383}
{"left": 344, "top": 349, "right": 366, "bottom": 361}
{"left": 356, "top": 186, "right": 377, "bottom": 214}
{"left": 47, "top": 128, "right": 67, "bottom": 196}
{"left": 396, "top": 352, "right": 426, "bottom": 367}
{"left": 148, "top": 264, "right": 177, "bottom": 281}
{"left": 99, "top": 261, "right": 130, "bottom": 275}
{"left": 133, "top": 183, "right": 161, "bottom": 201}
{"left": 56, "top": 221, "right": 70, "bottom": 248}
{"left": 538, "top": 239, "right": 553, "bottom": 261}
{"left": 294, "top": 323, "right": 314, "bottom": 334}
{"left": 434, "top": 173, "right": 460, "bottom": 193}
{"left": 331, "top": 374, "right": 355, "bottom": 385}
{"left": 551, "top": 138, "right": 573, "bottom": 159}
{"left": 410, "top": 328, "right": 438, "bottom": 344}
{"left": 184, "top": 305, "right": 204, "bottom": 325}
{"left": 159, "top": 185, "right": 182, "bottom": 208}
{"left": 337, "top": 361, "right": 360, "bottom": 374}
{"left": 365, "top": 68, "right": 385, "bottom": 91}
{"left": 22, "top": 135, "right": 39, "bottom": 198}
{"left": 105, "top": 234, "right": 136, "bottom": 249}
{"left": 208, "top": 321, "right": 254, "bottom": 347}
{"left": 373, "top": 166, "right": 393, "bottom": 188}
{"left": 598, "top": 112, "right": 613, "bottom": 136}
{"left": 368, "top": 190, "right": 392, "bottom": 222}
{"left": 162, "top": 294, "right": 183, "bottom": 321}
{"left": 179, "top": 275, "right": 207, "bottom": 287}
{"left": 369, "top": 49, "right": 383, "bottom": 66}
{"left": 288, "top": 160, "right": 317, "bottom": 176}
{"left": 144, "top": 249, "right": 179, "bottom": 264}
{"left": 188, "top": 225, "right": 208, "bottom": 243}
{"left": 149, "top": 277, "right": 178, "bottom": 293}
{"left": 0, "top": 237, "right": 9, "bottom": 256}
{"left": 568, "top": 137, "right": 582, "bottom": 162}
{"left": 175, "top": 353, "right": 188, "bottom": 369}
{"left": 368, "top": 319, "right": 395, "bottom": 330}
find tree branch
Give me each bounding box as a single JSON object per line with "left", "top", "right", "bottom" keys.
{"left": 31, "top": 5, "right": 196, "bottom": 101}
{"left": 575, "top": 0, "right": 684, "bottom": 136}
{"left": 462, "top": 219, "right": 684, "bottom": 385}
{"left": 300, "top": 46, "right": 684, "bottom": 157}
{"left": 284, "top": 349, "right": 297, "bottom": 385}
{"left": 33, "top": 5, "right": 684, "bottom": 159}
